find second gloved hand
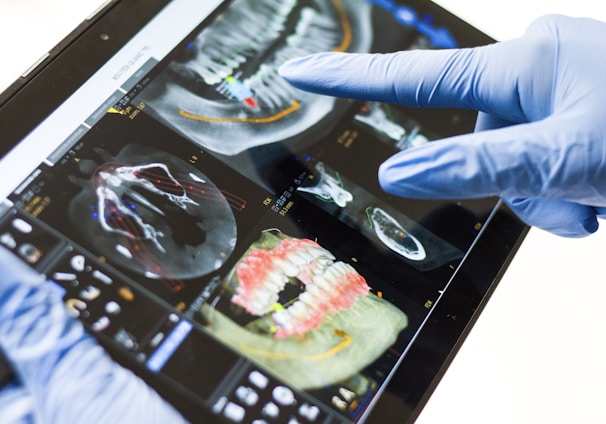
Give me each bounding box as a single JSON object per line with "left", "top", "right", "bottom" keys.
{"left": 0, "top": 247, "right": 186, "bottom": 423}
{"left": 279, "top": 15, "right": 606, "bottom": 237}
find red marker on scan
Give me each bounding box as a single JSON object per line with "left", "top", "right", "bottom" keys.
{"left": 224, "top": 76, "right": 259, "bottom": 109}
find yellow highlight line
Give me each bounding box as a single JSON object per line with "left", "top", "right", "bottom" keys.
{"left": 179, "top": 100, "right": 300, "bottom": 124}
{"left": 332, "top": 0, "right": 352, "bottom": 52}
{"left": 240, "top": 329, "right": 353, "bottom": 361}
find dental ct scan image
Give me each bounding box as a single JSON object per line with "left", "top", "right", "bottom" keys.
{"left": 0, "top": 0, "right": 557, "bottom": 423}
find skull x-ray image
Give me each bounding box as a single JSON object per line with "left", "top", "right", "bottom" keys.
{"left": 67, "top": 145, "right": 238, "bottom": 286}
{"left": 137, "top": 0, "right": 373, "bottom": 156}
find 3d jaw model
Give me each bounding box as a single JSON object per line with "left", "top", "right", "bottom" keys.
{"left": 137, "top": 0, "right": 373, "bottom": 156}
{"left": 68, "top": 145, "right": 238, "bottom": 285}
{"left": 231, "top": 235, "right": 368, "bottom": 338}
{"left": 201, "top": 231, "right": 407, "bottom": 390}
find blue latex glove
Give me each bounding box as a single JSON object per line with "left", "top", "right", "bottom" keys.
{"left": 0, "top": 247, "right": 187, "bottom": 423}
{"left": 279, "top": 15, "right": 606, "bottom": 237}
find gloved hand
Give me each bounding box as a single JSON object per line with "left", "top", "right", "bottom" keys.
{"left": 279, "top": 14, "right": 606, "bottom": 237}
{"left": 0, "top": 247, "right": 187, "bottom": 423}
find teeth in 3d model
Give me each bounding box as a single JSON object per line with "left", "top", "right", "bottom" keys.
{"left": 230, "top": 232, "right": 370, "bottom": 338}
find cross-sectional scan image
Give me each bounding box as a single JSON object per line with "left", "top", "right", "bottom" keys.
{"left": 297, "top": 161, "right": 462, "bottom": 271}
{"left": 137, "top": 0, "right": 373, "bottom": 156}
{"left": 354, "top": 101, "right": 436, "bottom": 150}
{"left": 199, "top": 230, "right": 408, "bottom": 390}
{"left": 67, "top": 144, "right": 240, "bottom": 286}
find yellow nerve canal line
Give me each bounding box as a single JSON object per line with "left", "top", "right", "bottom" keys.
{"left": 240, "top": 329, "right": 353, "bottom": 361}
{"left": 332, "top": 0, "right": 352, "bottom": 52}
{"left": 179, "top": 100, "right": 300, "bottom": 124}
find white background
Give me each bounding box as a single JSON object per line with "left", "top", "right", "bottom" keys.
{"left": 0, "top": 1, "right": 605, "bottom": 423}
{"left": 421, "top": 2, "right": 606, "bottom": 424}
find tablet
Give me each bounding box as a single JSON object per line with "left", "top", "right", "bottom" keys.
{"left": 0, "top": 0, "right": 528, "bottom": 422}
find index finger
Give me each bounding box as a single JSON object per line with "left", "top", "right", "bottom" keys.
{"left": 279, "top": 39, "right": 547, "bottom": 123}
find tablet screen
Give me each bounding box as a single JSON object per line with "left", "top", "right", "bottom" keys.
{"left": 0, "top": 1, "right": 526, "bottom": 422}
